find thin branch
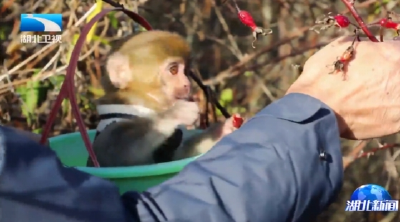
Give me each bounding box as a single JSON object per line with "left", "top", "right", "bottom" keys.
{"left": 212, "top": 0, "right": 242, "bottom": 57}
{"left": 203, "top": 26, "right": 313, "bottom": 85}
{"left": 253, "top": 72, "right": 276, "bottom": 101}
{"left": 343, "top": 140, "right": 369, "bottom": 169}
{"left": 189, "top": 71, "right": 231, "bottom": 118}
{"left": 357, "top": 143, "right": 400, "bottom": 158}
{"left": 340, "top": 0, "right": 379, "bottom": 42}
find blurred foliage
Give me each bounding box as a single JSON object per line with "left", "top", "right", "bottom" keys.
{"left": 0, "top": 0, "right": 399, "bottom": 221}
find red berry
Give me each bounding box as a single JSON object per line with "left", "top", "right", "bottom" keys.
{"left": 333, "top": 15, "right": 350, "bottom": 28}
{"left": 379, "top": 18, "right": 398, "bottom": 29}
{"left": 379, "top": 18, "right": 388, "bottom": 26}
{"left": 232, "top": 114, "right": 244, "bottom": 128}
{"left": 238, "top": 10, "right": 257, "bottom": 30}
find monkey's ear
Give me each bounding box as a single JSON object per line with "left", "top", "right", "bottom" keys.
{"left": 106, "top": 52, "right": 132, "bottom": 89}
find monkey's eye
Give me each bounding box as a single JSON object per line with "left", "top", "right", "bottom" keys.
{"left": 169, "top": 65, "right": 179, "bottom": 75}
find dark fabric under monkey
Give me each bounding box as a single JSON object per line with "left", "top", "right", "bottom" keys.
{"left": 0, "top": 93, "right": 343, "bottom": 222}
{"left": 152, "top": 128, "right": 183, "bottom": 163}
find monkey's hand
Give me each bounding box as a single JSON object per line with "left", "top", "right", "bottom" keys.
{"left": 172, "top": 113, "right": 244, "bottom": 160}
{"left": 168, "top": 100, "right": 200, "bottom": 126}
{"left": 221, "top": 114, "right": 244, "bottom": 137}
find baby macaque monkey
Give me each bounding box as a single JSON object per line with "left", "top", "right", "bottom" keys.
{"left": 87, "top": 31, "right": 240, "bottom": 167}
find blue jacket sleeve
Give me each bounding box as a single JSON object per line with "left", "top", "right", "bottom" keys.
{"left": 0, "top": 126, "right": 131, "bottom": 222}
{"left": 0, "top": 93, "right": 343, "bottom": 222}
{"left": 128, "top": 93, "right": 343, "bottom": 222}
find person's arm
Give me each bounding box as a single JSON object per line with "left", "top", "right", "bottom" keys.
{"left": 0, "top": 93, "right": 343, "bottom": 222}
{"left": 128, "top": 93, "right": 343, "bottom": 222}
{"left": 7, "top": 126, "right": 49, "bottom": 145}
{"left": 0, "top": 127, "right": 130, "bottom": 222}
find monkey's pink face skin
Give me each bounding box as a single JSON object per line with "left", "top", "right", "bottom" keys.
{"left": 161, "top": 58, "right": 192, "bottom": 100}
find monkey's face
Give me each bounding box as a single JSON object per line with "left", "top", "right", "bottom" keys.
{"left": 160, "top": 57, "right": 191, "bottom": 100}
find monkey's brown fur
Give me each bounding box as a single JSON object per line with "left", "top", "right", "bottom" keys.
{"left": 99, "top": 31, "right": 190, "bottom": 111}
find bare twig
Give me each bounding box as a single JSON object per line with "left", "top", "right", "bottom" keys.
{"left": 253, "top": 72, "right": 276, "bottom": 101}
{"left": 203, "top": 26, "right": 310, "bottom": 85}
{"left": 211, "top": 0, "right": 242, "bottom": 57}
{"left": 340, "top": 0, "right": 379, "bottom": 42}
{"left": 343, "top": 140, "right": 369, "bottom": 169}
{"left": 357, "top": 143, "right": 400, "bottom": 158}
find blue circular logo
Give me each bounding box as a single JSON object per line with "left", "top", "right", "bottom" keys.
{"left": 351, "top": 184, "right": 392, "bottom": 201}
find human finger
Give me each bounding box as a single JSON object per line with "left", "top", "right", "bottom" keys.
{"left": 303, "top": 36, "right": 400, "bottom": 78}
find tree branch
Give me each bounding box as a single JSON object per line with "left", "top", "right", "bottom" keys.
{"left": 340, "top": 0, "right": 379, "bottom": 42}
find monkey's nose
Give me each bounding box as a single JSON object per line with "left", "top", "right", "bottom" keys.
{"left": 183, "top": 84, "right": 191, "bottom": 92}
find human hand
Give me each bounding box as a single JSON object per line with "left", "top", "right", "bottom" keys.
{"left": 286, "top": 36, "right": 400, "bottom": 140}
{"left": 220, "top": 114, "right": 243, "bottom": 136}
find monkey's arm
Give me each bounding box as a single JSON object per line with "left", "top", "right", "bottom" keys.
{"left": 92, "top": 117, "right": 181, "bottom": 166}
{"left": 172, "top": 123, "right": 225, "bottom": 160}
{"left": 0, "top": 125, "right": 129, "bottom": 222}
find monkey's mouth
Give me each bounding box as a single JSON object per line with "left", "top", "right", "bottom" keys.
{"left": 174, "top": 90, "right": 191, "bottom": 100}
{"left": 175, "top": 95, "right": 190, "bottom": 100}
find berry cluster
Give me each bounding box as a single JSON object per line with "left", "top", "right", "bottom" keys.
{"left": 310, "top": 11, "right": 400, "bottom": 40}
{"left": 308, "top": 11, "right": 400, "bottom": 79}
{"left": 225, "top": 0, "right": 399, "bottom": 79}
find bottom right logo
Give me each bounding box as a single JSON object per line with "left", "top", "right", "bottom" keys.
{"left": 345, "top": 184, "right": 398, "bottom": 212}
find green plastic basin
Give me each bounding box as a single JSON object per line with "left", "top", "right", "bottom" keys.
{"left": 50, "top": 129, "right": 200, "bottom": 193}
